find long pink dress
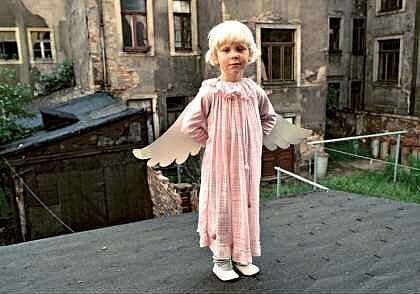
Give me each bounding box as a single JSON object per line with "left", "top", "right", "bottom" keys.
{"left": 181, "top": 78, "right": 277, "bottom": 265}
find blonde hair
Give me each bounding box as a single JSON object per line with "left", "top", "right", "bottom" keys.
{"left": 205, "top": 20, "right": 260, "bottom": 66}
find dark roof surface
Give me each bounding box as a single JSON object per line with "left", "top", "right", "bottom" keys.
{"left": 1, "top": 191, "right": 419, "bottom": 293}
{"left": 0, "top": 92, "right": 143, "bottom": 156}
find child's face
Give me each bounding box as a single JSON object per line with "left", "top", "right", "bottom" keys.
{"left": 214, "top": 41, "right": 250, "bottom": 82}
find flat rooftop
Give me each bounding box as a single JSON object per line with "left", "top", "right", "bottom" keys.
{"left": 1, "top": 191, "right": 420, "bottom": 293}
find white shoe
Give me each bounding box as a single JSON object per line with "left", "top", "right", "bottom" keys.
{"left": 233, "top": 263, "right": 260, "bottom": 276}
{"left": 212, "top": 264, "right": 240, "bottom": 281}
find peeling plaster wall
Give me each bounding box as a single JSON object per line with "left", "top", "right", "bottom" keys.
{"left": 365, "top": 0, "right": 418, "bottom": 115}
{"left": 1, "top": 0, "right": 71, "bottom": 84}
{"left": 221, "top": 0, "right": 328, "bottom": 134}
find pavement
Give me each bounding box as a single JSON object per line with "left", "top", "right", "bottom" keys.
{"left": 1, "top": 190, "right": 420, "bottom": 294}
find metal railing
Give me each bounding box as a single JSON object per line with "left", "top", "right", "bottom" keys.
{"left": 307, "top": 130, "right": 408, "bottom": 186}
{"left": 275, "top": 166, "right": 329, "bottom": 198}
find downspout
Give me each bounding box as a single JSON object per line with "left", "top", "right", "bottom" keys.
{"left": 97, "top": 0, "right": 109, "bottom": 91}
{"left": 409, "top": 0, "right": 420, "bottom": 115}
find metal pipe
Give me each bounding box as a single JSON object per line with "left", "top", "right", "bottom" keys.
{"left": 276, "top": 169, "right": 281, "bottom": 199}
{"left": 308, "top": 130, "right": 407, "bottom": 145}
{"left": 275, "top": 166, "right": 329, "bottom": 191}
{"left": 393, "top": 134, "right": 401, "bottom": 183}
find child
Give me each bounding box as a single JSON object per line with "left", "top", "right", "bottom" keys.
{"left": 180, "top": 20, "right": 277, "bottom": 281}
{"left": 133, "top": 20, "right": 311, "bottom": 282}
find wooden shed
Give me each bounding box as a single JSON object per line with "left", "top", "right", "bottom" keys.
{"left": 0, "top": 93, "right": 153, "bottom": 241}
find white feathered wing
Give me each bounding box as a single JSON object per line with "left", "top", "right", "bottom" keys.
{"left": 263, "top": 116, "right": 313, "bottom": 150}
{"left": 132, "top": 103, "right": 203, "bottom": 167}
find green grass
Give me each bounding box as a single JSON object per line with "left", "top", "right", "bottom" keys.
{"left": 261, "top": 170, "right": 420, "bottom": 204}
{"left": 326, "top": 141, "right": 372, "bottom": 162}
{"left": 260, "top": 181, "right": 312, "bottom": 200}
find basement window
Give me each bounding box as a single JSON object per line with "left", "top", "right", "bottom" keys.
{"left": 0, "top": 28, "right": 20, "bottom": 63}
{"left": 261, "top": 28, "right": 295, "bottom": 84}
{"left": 121, "top": 0, "right": 150, "bottom": 52}
{"left": 167, "top": 96, "right": 188, "bottom": 127}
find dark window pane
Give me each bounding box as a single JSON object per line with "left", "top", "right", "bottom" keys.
{"left": 121, "top": 0, "right": 145, "bottom": 12}
{"left": 262, "top": 29, "right": 293, "bottom": 42}
{"left": 122, "top": 15, "right": 133, "bottom": 47}
{"left": 174, "top": 15, "right": 182, "bottom": 48}
{"left": 261, "top": 46, "right": 269, "bottom": 81}
{"left": 135, "top": 15, "right": 147, "bottom": 47}
{"left": 284, "top": 46, "right": 293, "bottom": 80}
{"left": 271, "top": 47, "right": 281, "bottom": 79}
{"left": 0, "top": 41, "right": 19, "bottom": 60}
{"left": 329, "top": 18, "right": 341, "bottom": 52}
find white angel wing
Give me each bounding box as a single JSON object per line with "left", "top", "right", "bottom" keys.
{"left": 133, "top": 104, "right": 203, "bottom": 167}
{"left": 263, "top": 116, "right": 313, "bottom": 150}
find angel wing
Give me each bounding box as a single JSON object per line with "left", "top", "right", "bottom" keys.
{"left": 132, "top": 104, "right": 203, "bottom": 167}
{"left": 263, "top": 116, "right": 312, "bottom": 150}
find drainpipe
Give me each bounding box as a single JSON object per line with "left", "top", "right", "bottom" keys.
{"left": 409, "top": 0, "right": 420, "bottom": 115}
{"left": 97, "top": 0, "right": 109, "bottom": 90}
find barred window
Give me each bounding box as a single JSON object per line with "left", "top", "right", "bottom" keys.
{"left": 380, "top": 0, "right": 403, "bottom": 12}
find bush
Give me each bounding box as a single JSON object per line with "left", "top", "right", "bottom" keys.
{"left": 32, "top": 59, "right": 75, "bottom": 96}
{"left": 0, "top": 66, "right": 33, "bottom": 144}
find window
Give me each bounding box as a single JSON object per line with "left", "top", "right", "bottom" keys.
{"left": 329, "top": 18, "right": 341, "bottom": 53}
{"left": 352, "top": 19, "right": 365, "bottom": 55}
{"left": 28, "top": 29, "right": 55, "bottom": 62}
{"left": 173, "top": 0, "right": 191, "bottom": 51}
{"left": 167, "top": 96, "right": 187, "bottom": 127}
{"left": 350, "top": 81, "right": 364, "bottom": 110}
{"left": 377, "top": 39, "right": 400, "bottom": 84}
{"left": 121, "top": 0, "right": 149, "bottom": 52}
{"left": 380, "top": 0, "right": 403, "bottom": 12}
{"left": 0, "top": 28, "right": 20, "bottom": 62}
{"left": 261, "top": 29, "right": 295, "bottom": 83}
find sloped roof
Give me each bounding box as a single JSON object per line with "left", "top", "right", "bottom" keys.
{"left": 0, "top": 92, "right": 144, "bottom": 156}
{"left": 1, "top": 191, "right": 419, "bottom": 293}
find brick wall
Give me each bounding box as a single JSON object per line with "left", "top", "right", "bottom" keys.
{"left": 147, "top": 167, "right": 199, "bottom": 218}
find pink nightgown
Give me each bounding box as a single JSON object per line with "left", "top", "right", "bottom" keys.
{"left": 181, "top": 77, "right": 277, "bottom": 265}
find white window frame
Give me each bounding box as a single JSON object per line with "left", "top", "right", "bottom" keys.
{"left": 168, "top": 0, "right": 199, "bottom": 56}
{"left": 27, "top": 28, "right": 56, "bottom": 64}
{"left": 376, "top": 0, "right": 406, "bottom": 15}
{"left": 256, "top": 23, "right": 302, "bottom": 86}
{"left": 328, "top": 16, "right": 344, "bottom": 53}
{"left": 116, "top": 0, "right": 155, "bottom": 56}
{"left": 0, "top": 27, "right": 23, "bottom": 65}
{"left": 373, "top": 35, "right": 403, "bottom": 87}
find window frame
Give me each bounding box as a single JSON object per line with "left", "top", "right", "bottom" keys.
{"left": 256, "top": 23, "right": 301, "bottom": 86}
{"left": 373, "top": 35, "right": 403, "bottom": 87}
{"left": 27, "top": 28, "right": 56, "bottom": 64}
{"left": 376, "top": 0, "right": 405, "bottom": 15}
{"left": 168, "top": 0, "right": 199, "bottom": 56}
{"left": 117, "top": 0, "right": 155, "bottom": 56}
{"left": 352, "top": 18, "right": 366, "bottom": 56}
{"left": 0, "top": 27, "right": 23, "bottom": 65}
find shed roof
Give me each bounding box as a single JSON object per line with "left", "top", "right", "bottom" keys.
{"left": 0, "top": 92, "right": 144, "bottom": 156}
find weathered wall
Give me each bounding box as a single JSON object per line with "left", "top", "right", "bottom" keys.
{"left": 221, "top": 0, "right": 328, "bottom": 134}
{"left": 1, "top": 0, "right": 70, "bottom": 84}
{"left": 365, "top": 0, "right": 418, "bottom": 115}
{"left": 147, "top": 168, "right": 198, "bottom": 217}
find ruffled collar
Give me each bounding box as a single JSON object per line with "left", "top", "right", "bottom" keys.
{"left": 205, "top": 77, "right": 251, "bottom": 101}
